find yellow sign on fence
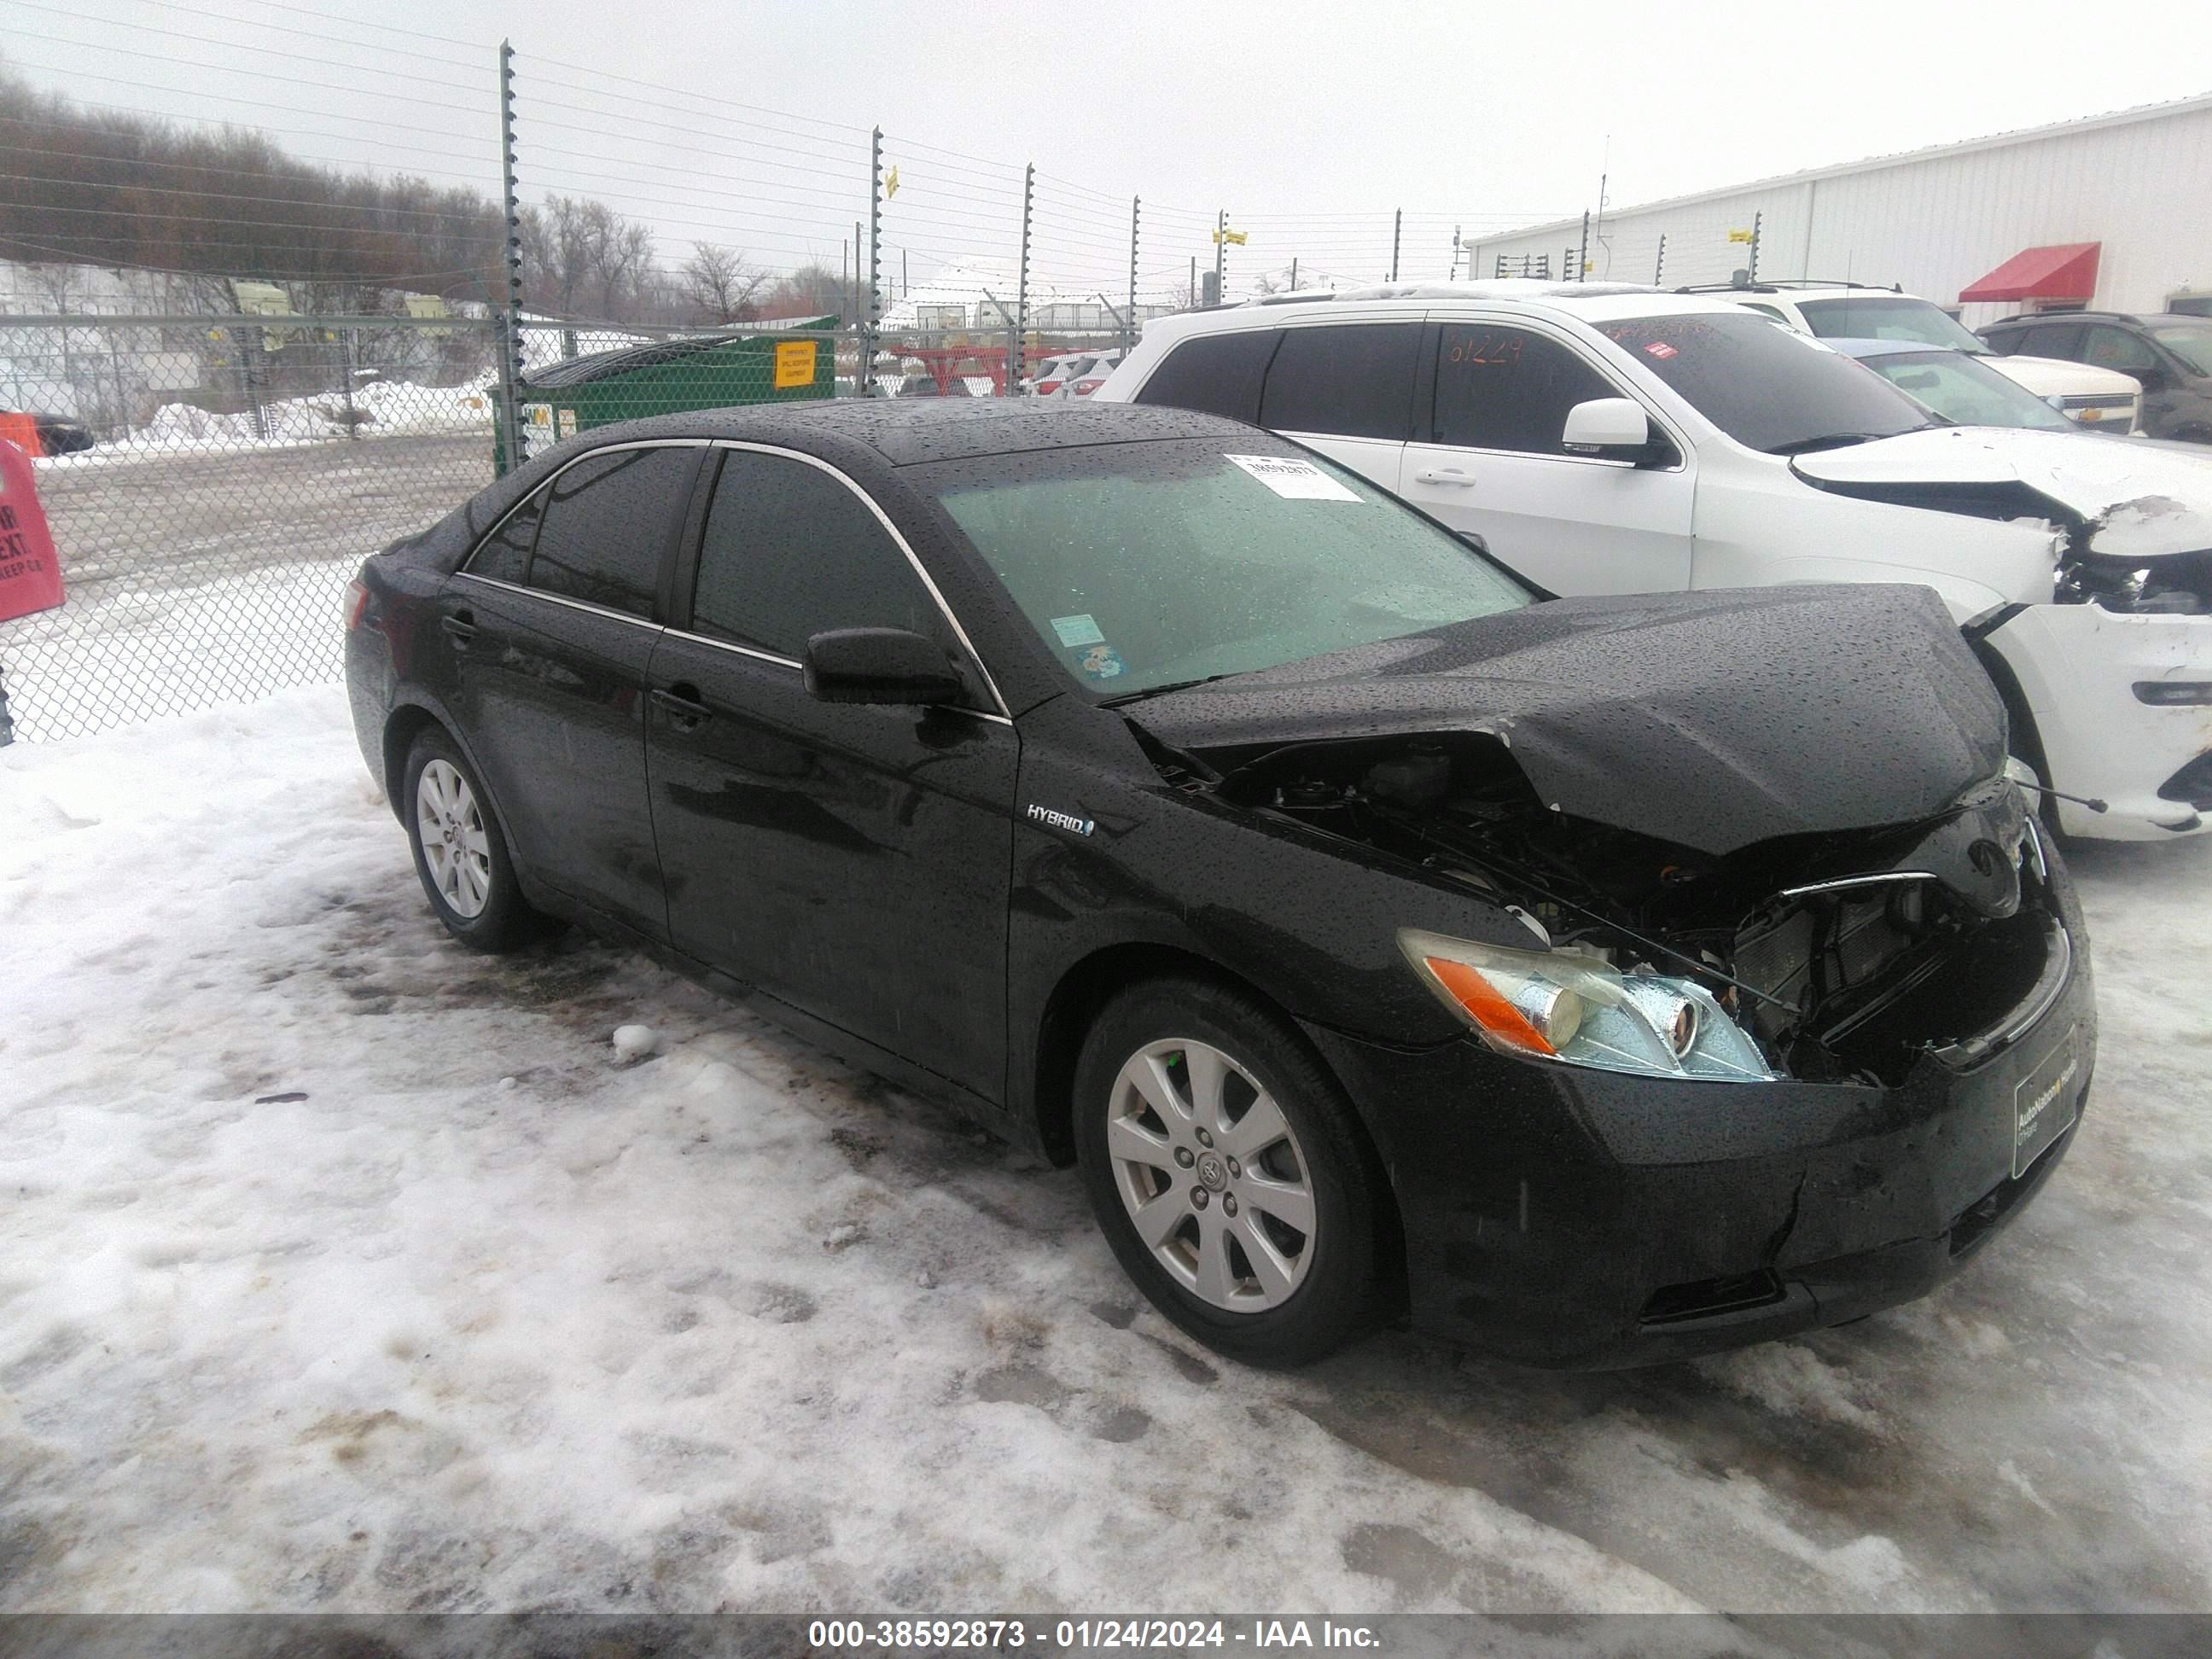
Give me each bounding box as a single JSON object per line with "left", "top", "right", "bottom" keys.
{"left": 1726, "top": 228, "right": 1756, "bottom": 245}
{"left": 773, "top": 339, "right": 818, "bottom": 390}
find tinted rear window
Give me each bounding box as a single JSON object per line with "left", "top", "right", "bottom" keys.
{"left": 1259, "top": 323, "right": 1419, "bottom": 439}
{"left": 1133, "top": 329, "right": 1283, "bottom": 425}
{"left": 526, "top": 445, "right": 696, "bottom": 618}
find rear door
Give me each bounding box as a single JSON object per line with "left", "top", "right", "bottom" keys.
{"left": 645, "top": 445, "right": 1017, "bottom": 1098}
{"left": 1397, "top": 317, "right": 1695, "bottom": 594}
{"left": 1254, "top": 320, "right": 1420, "bottom": 492}
{"left": 441, "top": 440, "right": 701, "bottom": 938}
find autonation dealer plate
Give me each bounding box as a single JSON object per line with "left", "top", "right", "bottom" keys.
{"left": 2013, "top": 1027, "right": 2081, "bottom": 1179}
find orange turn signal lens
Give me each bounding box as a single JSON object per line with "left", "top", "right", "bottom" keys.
{"left": 1423, "top": 956, "right": 1557, "bottom": 1057}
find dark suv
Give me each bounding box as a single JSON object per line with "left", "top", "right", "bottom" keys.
{"left": 1980, "top": 311, "right": 2212, "bottom": 443}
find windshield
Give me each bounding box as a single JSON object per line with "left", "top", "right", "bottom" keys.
{"left": 2149, "top": 323, "right": 2212, "bottom": 376}
{"left": 1798, "top": 295, "right": 1989, "bottom": 353}
{"left": 1859, "top": 349, "right": 2075, "bottom": 431}
{"left": 1600, "top": 312, "right": 1936, "bottom": 453}
{"left": 921, "top": 439, "right": 1532, "bottom": 698}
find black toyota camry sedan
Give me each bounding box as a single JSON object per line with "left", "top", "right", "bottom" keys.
{"left": 344, "top": 400, "right": 2094, "bottom": 1369}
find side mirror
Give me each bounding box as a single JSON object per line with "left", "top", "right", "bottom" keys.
{"left": 1561, "top": 397, "right": 1653, "bottom": 460}
{"left": 802, "top": 627, "right": 965, "bottom": 706}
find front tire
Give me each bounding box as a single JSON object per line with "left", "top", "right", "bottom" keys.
{"left": 1074, "top": 978, "right": 1385, "bottom": 1366}
{"left": 402, "top": 727, "right": 550, "bottom": 952}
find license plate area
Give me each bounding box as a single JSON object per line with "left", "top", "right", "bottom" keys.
{"left": 2012, "top": 1027, "right": 2081, "bottom": 1179}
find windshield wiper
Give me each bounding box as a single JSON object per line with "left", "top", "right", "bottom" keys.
{"left": 1099, "top": 672, "right": 1243, "bottom": 707}
{"left": 1767, "top": 431, "right": 1917, "bottom": 457}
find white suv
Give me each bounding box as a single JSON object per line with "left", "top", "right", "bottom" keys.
{"left": 1697, "top": 282, "right": 2142, "bottom": 433}
{"left": 1095, "top": 282, "right": 2212, "bottom": 839}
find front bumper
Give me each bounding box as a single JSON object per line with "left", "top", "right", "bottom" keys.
{"left": 1989, "top": 602, "right": 2212, "bottom": 838}
{"left": 1306, "top": 876, "right": 2098, "bottom": 1369}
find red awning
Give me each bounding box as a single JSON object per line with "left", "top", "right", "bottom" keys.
{"left": 1959, "top": 242, "right": 2101, "bottom": 304}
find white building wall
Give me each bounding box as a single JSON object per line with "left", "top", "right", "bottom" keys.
{"left": 1464, "top": 96, "right": 2212, "bottom": 327}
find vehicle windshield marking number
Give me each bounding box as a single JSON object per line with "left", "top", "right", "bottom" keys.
{"left": 1025, "top": 803, "right": 1094, "bottom": 836}
{"left": 1224, "top": 452, "right": 1363, "bottom": 503}
{"left": 1051, "top": 613, "right": 1106, "bottom": 647}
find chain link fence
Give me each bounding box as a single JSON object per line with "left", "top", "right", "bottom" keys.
{"left": 0, "top": 310, "right": 1162, "bottom": 744}
{"left": 0, "top": 312, "right": 503, "bottom": 742}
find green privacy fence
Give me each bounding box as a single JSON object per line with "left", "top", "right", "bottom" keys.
{"left": 493, "top": 318, "right": 841, "bottom": 474}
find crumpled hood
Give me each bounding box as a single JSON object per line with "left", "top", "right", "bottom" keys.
{"left": 1130, "top": 585, "right": 2005, "bottom": 857}
{"left": 1791, "top": 426, "right": 2212, "bottom": 557}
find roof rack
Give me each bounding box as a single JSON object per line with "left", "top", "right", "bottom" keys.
{"left": 1673, "top": 278, "right": 1904, "bottom": 296}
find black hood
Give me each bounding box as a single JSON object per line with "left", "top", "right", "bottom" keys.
{"left": 1126, "top": 585, "right": 2005, "bottom": 857}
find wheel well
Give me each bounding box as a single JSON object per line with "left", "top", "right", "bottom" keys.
{"left": 381, "top": 704, "right": 442, "bottom": 817}
{"left": 1030, "top": 942, "right": 1408, "bottom": 1305}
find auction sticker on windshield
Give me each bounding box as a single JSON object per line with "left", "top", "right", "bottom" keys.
{"left": 1225, "top": 453, "right": 1362, "bottom": 502}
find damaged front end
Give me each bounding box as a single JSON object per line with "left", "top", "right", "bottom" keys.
{"left": 1188, "top": 729, "right": 2063, "bottom": 1090}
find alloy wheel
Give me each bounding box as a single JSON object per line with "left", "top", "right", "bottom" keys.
{"left": 416, "top": 758, "right": 492, "bottom": 919}
{"left": 1105, "top": 1038, "right": 1317, "bottom": 1312}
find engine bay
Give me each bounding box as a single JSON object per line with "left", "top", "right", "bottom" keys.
{"left": 1183, "top": 731, "right": 2055, "bottom": 1086}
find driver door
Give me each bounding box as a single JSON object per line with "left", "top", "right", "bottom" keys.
{"left": 644, "top": 445, "right": 1017, "bottom": 1098}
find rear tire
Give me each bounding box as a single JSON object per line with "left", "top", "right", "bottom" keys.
{"left": 402, "top": 727, "right": 553, "bottom": 952}
{"left": 1074, "top": 977, "right": 1384, "bottom": 1367}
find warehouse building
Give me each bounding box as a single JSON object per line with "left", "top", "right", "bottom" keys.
{"left": 1463, "top": 92, "right": 2212, "bottom": 327}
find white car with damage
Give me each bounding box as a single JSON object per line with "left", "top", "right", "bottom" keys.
{"left": 1095, "top": 282, "right": 2212, "bottom": 838}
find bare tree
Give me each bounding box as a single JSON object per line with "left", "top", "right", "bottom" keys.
{"left": 679, "top": 242, "right": 766, "bottom": 324}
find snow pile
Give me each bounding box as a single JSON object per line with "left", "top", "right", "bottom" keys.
{"left": 133, "top": 375, "right": 496, "bottom": 451}
{"left": 3, "top": 689, "right": 2210, "bottom": 1614}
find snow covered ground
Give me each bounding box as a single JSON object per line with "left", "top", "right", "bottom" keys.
{"left": 3, "top": 689, "right": 2209, "bottom": 1615}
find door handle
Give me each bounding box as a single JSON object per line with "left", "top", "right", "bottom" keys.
{"left": 1413, "top": 467, "right": 1476, "bottom": 486}
{"left": 441, "top": 612, "right": 477, "bottom": 645}
{"left": 651, "top": 685, "right": 713, "bottom": 726}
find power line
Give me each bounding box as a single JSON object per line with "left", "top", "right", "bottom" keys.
{"left": 0, "top": 97, "right": 498, "bottom": 163}
{"left": 1, "top": 59, "right": 498, "bottom": 137}
{"left": 142, "top": 0, "right": 487, "bottom": 54}
{"left": 0, "top": 172, "right": 498, "bottom": 224}
{"left": 514, "top": 51, "right": 868, "bottom": 137}
{"left": 3, "top": 27, "right": 489, "bottom": 109}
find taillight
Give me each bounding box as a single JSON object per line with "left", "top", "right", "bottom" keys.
{"left": 345, "top": 578, "right": 372, "bottom": 632}
{"left": 1037, "top": 381, "right": 1062, "bottom": 395}
{"left": 1071, "top": 378, "right": 1104, "bottom": 396}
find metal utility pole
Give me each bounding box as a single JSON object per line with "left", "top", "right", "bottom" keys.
{"left": 1013, "top": 163, "right": 1033, "bottom": 393}
{"left": 1126, "top": 196, "right": 1141, "bottom": 356}
{"left": 1749, "top": 210, "right": 1763, "bottom": 282}
{"left": 1577, "top": 210, "right": 1590, "bottom": 282}
{"left": 1188, "top": 255, "right": 1196, "bottom": 309}
{"left": 863, "top": 127, "right": 883, "bottom": 395}
{"left": 1213, "top": 208, "right": 1226, "bottom": 304}
{"left": 496, "top": 41, "right": 526, "bottom": 472}
{"left": 1289, "top": 256, "right": 1298, "bottom": 291}
{"left": 1654, "top": 234, "right": 1667, "bottom": 285}
{"left": 1451, "top": 225, "right": 1460, "bottom": 280}
{"left": 1390, "top": 209, "right": 1401, "bottom": 282}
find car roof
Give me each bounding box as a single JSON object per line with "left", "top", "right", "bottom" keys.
{"left": 1987, "top": 311, "right": 2177, "bottom": 328}
{"left": 1141, "top": 282, "right": 1746, "bottom": 345}
{"left": 539, "top": 398, "right": 1259, "bottom": 468}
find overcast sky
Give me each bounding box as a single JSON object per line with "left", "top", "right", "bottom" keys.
{"left": 9, "top": 0, "right": 2212, "bottom": 287}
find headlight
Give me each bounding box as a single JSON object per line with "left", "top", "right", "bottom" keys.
{"left": 1398, "top": 928, "right": 1776, "bottom": 1082}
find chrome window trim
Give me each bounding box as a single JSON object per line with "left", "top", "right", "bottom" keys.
{"left": 453, "top": 569, "right": 665, "bottom": 632}
{"left": 700, "top": 439, "right": 1013, "bottom": 719}
{"left": 460, "top": 437, "right": 712, "bottom": 581}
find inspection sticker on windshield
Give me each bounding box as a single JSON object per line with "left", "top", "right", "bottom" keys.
{"left": 1225, "top": 453, "right": 1362, "bottom": 502}
{"left": 1051, "top": 613, "right": 1105, "bottom": 647}
{"left": 1643, "top": 341, "right": 1679, "bottom": 359}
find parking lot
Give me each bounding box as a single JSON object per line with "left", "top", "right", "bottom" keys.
{"left": 3, "top": 687, "right": 2207, "bottom": 1615}
{"left": 3, "top": 434, "right": 489, "bottom": 741}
